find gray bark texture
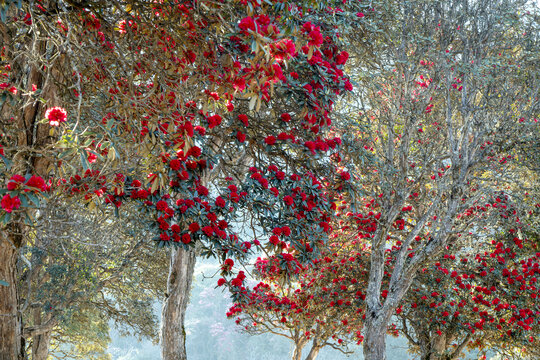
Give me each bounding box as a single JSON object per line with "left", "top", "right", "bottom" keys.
{"left": 363, "top": 313, "right": 389, "bottom": 360}
{"left": 291, "top": 341, "right": 305, "bottom": 360}
{"left": 304, "top": 345, "right": 321, "bottom": 360}
{"left": 160, "top": 247, "right": 196, "bottom": 360}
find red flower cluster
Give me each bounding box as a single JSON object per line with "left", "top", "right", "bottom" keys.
{"left": 45, "top": 107, "right": 67, "bottom": 126}
{"left": 1, "top": 194, "right": 21, "bottom": 213}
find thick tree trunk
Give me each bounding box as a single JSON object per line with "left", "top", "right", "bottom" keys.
{"left": 0, "top": 234, "right": 24, "bottom": 360}
{"left": 160, "top": 247, "right": 196, "bottom": 360}
{"left": 363, "top": 313, "right": 388, "bottom": 360}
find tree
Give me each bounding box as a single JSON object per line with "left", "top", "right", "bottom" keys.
{"left": 0, "top": 1, "right": 357, "bottom": 358}
{"left": 18, "top": 199, "right": 167, "bottom": 360}
{"left": 394, "top": 197, "right": 539, "bottom": 360}
{"left": 227, "top": 235, "right": 368, "bottom": 360}
{"left": 338, "top": 0, "right": 540, "bottom": 358}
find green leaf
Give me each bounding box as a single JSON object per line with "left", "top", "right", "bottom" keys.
{"left": 79, "top": 151, "right": 90, "bottom": 171}
{"left": 0, "top": 212, "right": 11, "bottom": 225}
{"left": 26, "top": 192, "right": 41, "bottom": 207}
{"left": 19, "top": 195, "right": 28, "bottom": 208}
{"left": 0, "top": 154, "right": 12, "bottom": 170}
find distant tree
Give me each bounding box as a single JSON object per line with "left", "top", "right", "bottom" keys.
{"left": 338, "top": 0, "right": 540, "bottom": 358}
{"left": 394, "top": 197, "right": 539, "bottom": 360}
{"left": 226, "top": 203, "right": 376, "bottom": 360}
{"left": 18, "top": 199, "right": 167, "bottom": 360}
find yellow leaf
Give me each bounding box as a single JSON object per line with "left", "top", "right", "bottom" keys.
{"left": 108, "top": 148, "right": 116, "bottom": 161}
{"left": 249, "top": 95, "right": 258, "bottom": 111}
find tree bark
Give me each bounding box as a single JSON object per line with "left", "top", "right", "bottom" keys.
{"left": 303, "top": 345, "right": 320, "bottom": 360}
{"left": 30, "top": 309, "right": 51, "bottom": 360}
{"left": 291, "top": 343, "right": 303, "bottom": 360}
{"left": 0, "top": 233, "right": 24, "bottom": 360}
{"left": 363, "top": 312, "right": 389, "bottom": 360}
{"left": 160, "top": 247, "right": 196, "bottom": 360}
{"left": 429, "top": 332, "right": 447, "bottom": 360}
{"left": 291, "top": 336, "right": 307, "bottom": 360}
{"left": 30, "top": 331, "right": 50, "bottom": 360}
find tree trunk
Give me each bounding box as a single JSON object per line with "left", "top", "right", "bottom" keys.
{"left": 0, "top": 233, "right": 24, "bottom": 360}
{"left": 303, "top": 345, "right": 320, "bottom": 360}
{"left": 160, "top": 247, "right": 196, "bottom": 360}
{"left": 363, "top": 313, "right": 388, "bottom": 360}
{"left": 429, "top": 332, "right": 447, "bottom": 360}
{"left": 30, "top": 332, "right": 50, "bottom": 360}
{"left": 30, "top": 309, "right": 51, "bottom": 360}
{"left": 291, "top": 344, "right": 302, "bottom": 360}
{"left": 291, "top": 337, "right": 307, "bottom": 360}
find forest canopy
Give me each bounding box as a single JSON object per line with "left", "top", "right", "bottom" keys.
{"left": 0, "top": 1, "right": 538, "bottom": 360}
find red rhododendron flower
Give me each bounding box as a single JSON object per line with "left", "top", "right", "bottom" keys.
{"left": 188, "top": 146, "right": 202, "bottom": 158}
{"left": 7, "top": 174, "right": 25, "bottom": 190}
{"left": 25, "top": 175, "right": 46, "bottom": 191}
{"left": 233, "top": 77, "right": 246, "bottom": 92}
{"left": 218, "top": 219, "right": 228, "bottom": 229}
{"left": 340, "top": 171, "right": 351, "bottom": 181}
{"left": 189, "top": 222, "right": 200, "bottom": 233}
{"left": 264, "top": 135, "right": 276, "bottom": 145}
{"left": 45, "top": 107, "right": 67, "bottom": 126}
{"left": 217, "top": 278, "right": 226, "bottom": 286}
{"left": 1, "top": 194, "right": 21, "bottom": 213}
{"left": 202, "top": 226, "right": 213, "bottom": 237}
{"left": 269, "top": 39, "right": 296, "bottom": 61}
{"left": 197, "top": 185, "right": 209, "bottom": 196}
{"left": 207, "top": 114, "right": 222, "bottom": 129}
{"left": 281, "top": 113, "right": 291, "bottom": 122}
{"left": 169, "top": 159, "right": 181, "bottom": 171}
{"left": 231, "top": 277, "right": 243, "bottom": 287}
{"left": 215, "top": 196, "right": 226, "bottom": 208}
{"left": 281, "top": 226, "right": 291, "bottom": 236}
{"left": 156, "top": 200, "right": 169, "bottom": 211}
{"left": 236, "top": 131, "right": 246, "bottom": 143}
{"left": 283, "top": 195, "right": 294, "bottom": 206}
{"left": 238, "top": 16, "right": 255, "bottom": 32}
{"left": 224, "top": 258, "right": 234, "bottom": 268}
{"left": 336, "top": 51, "right": 349, "bottom": 65}
{"left": 181, "top": 233, "right": 192, "bottom": 244}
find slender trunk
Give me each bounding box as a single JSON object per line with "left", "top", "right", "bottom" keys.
{"left": 291, "top": 343, "right": 303, "bottom": 360}
{"left": 30, "top": 309, "right": 51, "bottom": 360}
{"left": 430, "top": 332, "right": 446, "bottom": 360}
{"left": 160, "top": 247, "right": 196, "bottom": 360}
{"left": 0, "top": 233, "right": 24, "bottom": 360}
{"left": 303, "top": 345, "right": 320, "bottom": 360}
{"left": 363, "top": 313, "right": 388, "bottom": 360}
{"left": 30, "top": 332, "right": 50, "bottom": 360}
{"left": 291, "top": 337, "right": 308, "bottom": 360}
